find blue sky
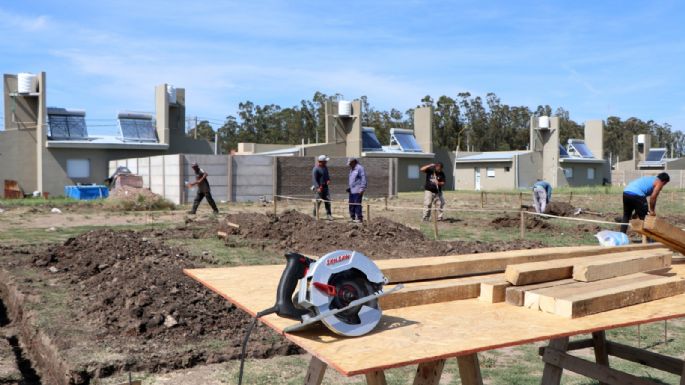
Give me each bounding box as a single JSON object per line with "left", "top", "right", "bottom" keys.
{"left": 1, "top": 1, "right": 684, "bottom": 136}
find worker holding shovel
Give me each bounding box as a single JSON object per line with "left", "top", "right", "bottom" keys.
{"left": 421, "top": 162, "right": 446, "bottom": 221}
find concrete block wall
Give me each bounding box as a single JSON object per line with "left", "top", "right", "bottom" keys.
{"left": 232, "top": 155, "right": 274, "bottom": 202}
{"left": 183, "top": 154, "right": 229, "bottom": 203}
{"left": 277, "top": 157, "right": 390, "bottom": 199}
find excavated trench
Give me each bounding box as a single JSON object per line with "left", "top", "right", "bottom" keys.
{"left": 0, "top": 295, "right": 42, "bottom": 385}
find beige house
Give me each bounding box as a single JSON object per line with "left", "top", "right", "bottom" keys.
{"left": 1, "top": 72, "right": 212, "bottom": 197}
{"left": 236, "top": 100, "right": 447, "bottom": 193}
{"left": 615, "top": 134, "right": 685, "bottom": 171}
{"left": 454, "top": 117, "right": 609, "bottom": 190}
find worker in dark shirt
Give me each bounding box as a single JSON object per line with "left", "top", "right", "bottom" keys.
{"left": 188, "top": 163, "right": 219, "bottom": 215}
{"left": 421, "top": 162, "right": 446, "bottom": 221}
{"left": 312, "top": 155, "right": 333, "bottom": 220}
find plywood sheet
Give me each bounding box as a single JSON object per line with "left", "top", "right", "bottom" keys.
{"left": 185, "top": 264, "right": 685, "bottom": 377}
{"left": 377, "top": 243, "right": 662, "bottom": 283}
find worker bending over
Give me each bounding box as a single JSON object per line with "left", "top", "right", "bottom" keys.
{"left": 188, "top": 163, "right": 219, "bottom": 215}
{"left": 620, "top": 173, "right": 670, "bottom": 233}
{"left": 421, "top": 162, "right": 446, "bottom": 221}
{"left": 312, "top": 155, "right": 333, "bottom": 221}
{"left": 532, "top": 180, "right": 552, "bottom": 213}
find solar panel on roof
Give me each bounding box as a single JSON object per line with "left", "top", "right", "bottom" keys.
{"left": 118, "top": 118, "right": 158, "bottom": 142}
{"left": 646, "top": 149, "right": 666, "bottom": 162}
{"left": 391, "top": 131, "right": 423, "bottom": 152}
{"left": 568, "top": 140, "right": 595, "bottom": 158}
{"left": 559, "top": 145, "right": 569, "bottom": 158}
{"left": 362, "top": 129, "right": 382, "bottom": 151}
{"left": 48, "top": 112, "right": 88, "bottom": 139}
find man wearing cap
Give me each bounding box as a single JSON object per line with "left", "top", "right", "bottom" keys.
{"left": 346, "top": 158, "right": 367, "bottom": 223}
{"left": 620, "top": 172, "right": 670, "bottom": 233}
{"left": 188, "top": 163, "right": 219, "bottom": 215}
{"left": 312, "top": 155, "right": 333, "bottom": 220}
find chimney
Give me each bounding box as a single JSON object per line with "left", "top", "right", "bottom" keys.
{"left": 584, "top": 120, "right": 604, "bottom": 159}
{"left": 413, "top": 106, "right": 433, "bottom": 153}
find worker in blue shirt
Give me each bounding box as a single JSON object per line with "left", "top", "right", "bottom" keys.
{"left": 532, "top": 180, "right": 552, "bottom": 213}
{"left": 621, "top": 173, "right": 670, "bottom": 233}
{"left": 346, "top": 157, "right": 367, "bottom": 223}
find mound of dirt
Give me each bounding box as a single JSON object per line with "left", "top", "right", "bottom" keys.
{"left": 32, "top": 229, "right": 298, "bottom": 371}
{"left": 108, "top": 186, "right": 175, "bottom": 211}
{"left": 221, "top": 210, "right": 543, "bottom": 259}
{"left": 545, "top": 201, "right": 576, "bottom": 216}
{"left": 491, "top": 215, "right": 553, "bottom": 230}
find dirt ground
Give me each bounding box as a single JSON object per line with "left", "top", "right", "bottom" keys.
{"left": 220, "top": 210, "right": 544, "bottom": 259}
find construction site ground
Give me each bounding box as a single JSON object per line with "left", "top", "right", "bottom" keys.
{"left": 1, "top": 188, "right": 685, "bottom": 385}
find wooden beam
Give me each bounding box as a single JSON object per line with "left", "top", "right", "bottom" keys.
{"left": 540, "top": 337, "right": 569, "bottom": 385}
{"left": 532, "top": 274, "right": 685, "bottom": 318}
{"left": 631, "top": 219, "right": 684, "bottom": 255}
{"left": 456, "top": 354, "right": 484, "bottom": 385}
{"left": 592, "top": 331, "right": 610, "bottom": 385}
{"left": 380, "top": 274, "right": 502, "bottom": 310}
{"left": 539, "top": 338, "right": 594, "bottom": 356}
{"left": 606, "top": 341, "right": 684, "bottom": 376}
{"left": 412, "top": 359, "right": 445, "bottom": 385}
{"left": 365, "top": 371, "right": 388, "bottom": 385}
{"left": 479, "top": 280, "right": 510, "bottom": 303}
{"left": 542, "top": 347, "right": 660, "bottom": 385}
{"left": 506, "top": 279, "right": 576, "bottom": 306}
{"left": 377, "top": 243, "right": 663, "bottom": 283}
{"left": 304, "top": 356, "right": 327, "bottom": 385}
{"left": 643, "top": 216, "right": 685, "bottom": 254}
{"left": 505, "top": 249, "right": 671, "bottom": 286}
{"left": 217, "top": 231, "right": 228, "bottom": 238}
{"left": 573, "top": 252, "right": 672, "bottom": 282}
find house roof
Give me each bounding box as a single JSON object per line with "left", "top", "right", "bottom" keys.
{"left": 455, "top": 151, "right": 530, "bottom": 162}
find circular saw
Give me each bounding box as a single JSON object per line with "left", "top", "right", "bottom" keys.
{"left": 269, "top": 250, "right": 403, "bottom": 337}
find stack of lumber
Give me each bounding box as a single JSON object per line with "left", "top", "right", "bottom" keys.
{"left": 496, "top": 247, "right": 685, "bottom": 318}
{"left": 631, "top": 217, "right": 685, "bottom": 255}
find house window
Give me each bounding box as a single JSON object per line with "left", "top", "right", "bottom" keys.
{"left": 67, "top": 159, "right": 90, "bottom": 178}
{"left": 564, "top": 167, "right": 573, "bottom": 179}
{"left": 587, "top": 168, "right": 595, "bottom": 180}
{"left": 486, "top": 167, "right": 495, "bottom": 178}
{"left": 408, "top": 165, "right": 420, "bottom": 179}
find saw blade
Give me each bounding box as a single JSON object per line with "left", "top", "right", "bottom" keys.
{"left": 282, "top": 284, "right": 403, "bottom": 335}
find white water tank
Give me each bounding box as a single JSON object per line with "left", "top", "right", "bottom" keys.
{"left": 338, "top": 100, "right": 352, "bottom": 117}
{"left": 637, "top": 134, "right": 646, "bottom": 144}
{"left": 538, "top": 116, "right": 550, "bottom": 130}
{"left": 17, "top": 72, "right": 37, "bottom": 94}
{"left": 166, "top": 84, "right": 177, "bottom": 104}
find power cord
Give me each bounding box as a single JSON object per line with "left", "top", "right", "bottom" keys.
{"left": 238, "top": 306, "right": 277, "bottom": 385}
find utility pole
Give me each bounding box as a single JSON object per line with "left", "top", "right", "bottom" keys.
{"left": 194, "top": 116, "right": 198, "bottom": 139}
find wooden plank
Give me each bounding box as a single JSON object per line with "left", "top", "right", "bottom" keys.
{"left": 539, "top": 338, "right": 594, "bottom": 355}
{"left": 506, "top": 279, "right": 576, "bottom": 306}
{"left": 643, "top": 216, "right": 685, "bottom": 254}
{"left": 505, "top": 249, "right": 671, "bottom": 286}
{"left": 381, "top": 274, "right": 502, "bottom": 310}
{"left": 539, "top": 274, "right": 685, "bottom": 318}
{"left": 413, "top": 359, "right": 445, "bottom": 385}
{"left": 365, "top": 370, "right": 388, "bottom": 385}
{"left": 542, "top": 347, "right": 659, "bottom": 385}
{"left": 606, "top": 341, "right": 684, "bottom": 376}
{"left": 377, "top": 243, "right": 663, "bottom": 283}
{"left": 573, "top": 252, "right": 672, "bottom": 282}
{"left": 304, "top": 356, "right": 327, "bottom": 385}
{"left": 217, "top": 231, "right": 228, "bottom": 238}
{"left": 456, "top": 354, "right": 483, "bottom": 385}
{"left": 183, "top": 264, "right": 685, "bottom": 377}
{"left": 526, "top": 273, "right": 666, "bottom": 312}
{"left": 478, "top": 280, "right": 510, "bottom": 303}
{"left": 631, "top": 219, "right": 684, "bottom": 255}
{"left": 540, "top": 337, "right": 569, "bottom": 385}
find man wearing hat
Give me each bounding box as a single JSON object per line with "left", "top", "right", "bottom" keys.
{"left": 347, "top": 157, "right": 367, "bottom": 223}
{"left": 188, "top": 162, "right": 219, "bottom": 215}
{"left": 312, "top": 155, "right": 333, "bottom": 220}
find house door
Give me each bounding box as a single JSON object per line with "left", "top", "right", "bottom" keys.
{"left": 474, "top": 168, "right": 481, "bottom": 191}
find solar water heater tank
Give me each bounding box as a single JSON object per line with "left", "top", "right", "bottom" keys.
{"left": 338, "top": 100, "right": 352, "bottom": 117}
{"left": 537, "top": 116, "right": 550, "bottom": 130}
{"left": 166, "top": 84, "right": 177, "bottom": 104}
{"left": 17, "top": 72, "right": 37, "bottom": 93}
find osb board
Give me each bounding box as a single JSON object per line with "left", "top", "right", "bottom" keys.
{"left": 184, "top": 264, "right": 685, "bottom": 377}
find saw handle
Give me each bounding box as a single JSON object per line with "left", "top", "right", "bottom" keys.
{"left": 274, "top": 252, "right": 315, "bottom": 320}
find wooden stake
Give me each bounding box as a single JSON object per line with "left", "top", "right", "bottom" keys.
{"left": 480, "top": 191, "right": 484, "bottom": 208}
{"left": 520, "top": 210, "right": 526, "bottom": 239}
{"left": 384, "top": 196, "right": 388, "bottom": 211}
{"left": 432, "top": 207, "right": 439, "bottom": 240}
{"left": 314, "top": 199, "right": 320, "bottom": 220}
{"left": 273, "top": 197, "right": 277, "bottom": 215}
{"left": 519, "top": 192, "right": 523, "bottom": 208}
{"left": 569, "top": 191, "right": 573, "bottom": 204}
{"left": 366, "top": 204, "right": 371, "bottom": 222}
{"left": 304, "top": 356, "right": 327, "bottom": 385}
{"left": 365, "top": 371, "right": 388, "bottom": 385}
